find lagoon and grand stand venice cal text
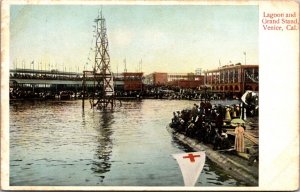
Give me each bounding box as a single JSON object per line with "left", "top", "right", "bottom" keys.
{"left": 6, "top": 4, "right": 261, "bottom": 187}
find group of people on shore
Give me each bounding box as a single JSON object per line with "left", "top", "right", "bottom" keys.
{"left": 170, "top": 101, "right": 245, "bottom": 151}
{"left": 142, "top": 86, "right": 237, "bottom": 101}
{"left": 10, "top": 73, "right": 81, "bottom": 81}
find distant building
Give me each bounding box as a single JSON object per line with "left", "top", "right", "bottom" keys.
{"left": 123, "top": 72, "right": 143, "bottom": 91}
{"left": 167, "top": 73, "right": 204, "bottom": 89}
{"left": 167, "top": 73, "right": 195, "bottom": 81}
{"left": 204, "top": 64, "right": 258, "bottom": 94}
{"left": 144, "top": 72, "right": 205, "bottom": 89}
{"left": 144, "top": 72, "right": 168, "bottom": 85}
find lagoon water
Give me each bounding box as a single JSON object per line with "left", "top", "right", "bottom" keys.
{"left": 9, "top": 99, "right": 243, "bottom": 186}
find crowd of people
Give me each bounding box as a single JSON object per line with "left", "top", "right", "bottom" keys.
{"left": 142, "top": 85, "right": 232, "bottom": 100}
{"left": 10, "top": 72, "right": 81, "bottom": 81}
{"left": 170, "top": 101, "right": 245, "bottom": 150}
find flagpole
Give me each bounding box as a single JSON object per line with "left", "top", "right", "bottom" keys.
{"left": 31, "top": 61, "right": 34, "bottom": 74}
{"left": 124, "top": 58, "right": 127, "bottom": 72}
{"left": 116, "top": 62, "right": 118, "bottom": 75}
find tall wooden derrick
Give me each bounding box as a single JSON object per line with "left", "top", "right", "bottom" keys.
{"left": 92, "top": 11, "right": 115, "bottom": 110}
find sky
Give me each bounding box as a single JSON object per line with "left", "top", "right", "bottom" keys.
{"left": 9, "top": 4, "right": 258, "bottom": 74}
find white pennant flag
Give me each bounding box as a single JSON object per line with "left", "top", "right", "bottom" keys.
{"left": 172, "top": 151, "right": 206, "bottom": 186}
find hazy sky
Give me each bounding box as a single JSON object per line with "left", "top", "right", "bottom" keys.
{"left": 10, "top": 4, "right": 258, "bottom": 74}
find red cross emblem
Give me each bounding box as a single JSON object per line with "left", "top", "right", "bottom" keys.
{"left": 183, "top": 153, "right": 200, "bottom": 163}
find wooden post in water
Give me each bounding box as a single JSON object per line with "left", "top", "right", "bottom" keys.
{"left": 82, "top": 71, "right": 86, "bottom": 109}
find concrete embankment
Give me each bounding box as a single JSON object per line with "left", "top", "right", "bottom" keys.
{"left": 167, "top": 125, "right": 258, "bottom": 186}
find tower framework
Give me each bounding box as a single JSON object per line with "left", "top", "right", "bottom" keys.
{"left": 92, "top": 11, "right": 115, "bottom": 110}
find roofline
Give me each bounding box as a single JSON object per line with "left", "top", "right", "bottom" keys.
{"left": 205, "top": 64, "right": 259, "bottom": 73}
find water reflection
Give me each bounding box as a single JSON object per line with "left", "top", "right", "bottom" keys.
{"left": 91, "top": 112, "right": 114, "bottom": 182}
{"left": 10, "top": 99, "right": 242, "bottom": 186}
{"left": 81, "top": 109, "right": 86, "bottom": 127}
{"left": 121, "top": 100, "right": 143, "bottom": 110}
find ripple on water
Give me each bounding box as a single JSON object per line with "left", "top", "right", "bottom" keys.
{"left": 10, "top": 99, "right": 244, "bottom": 186}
